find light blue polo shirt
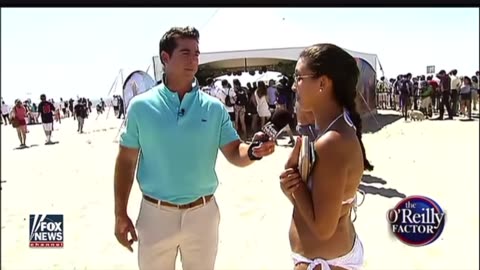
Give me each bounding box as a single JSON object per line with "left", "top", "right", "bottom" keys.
{"left": 119, "top": 82, "right": 239, "bottom": 204}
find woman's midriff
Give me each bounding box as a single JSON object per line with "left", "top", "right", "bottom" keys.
{"left": 289, "top": 206, "right": 356, "bottom": 264}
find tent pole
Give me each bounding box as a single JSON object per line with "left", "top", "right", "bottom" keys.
{"left": 357, "top": 88, "right": 380, "bottom": 127}
{"left": 120, "top": 69, "right": 125, "bottom": 87}
{"left": 244, "top": 58, "right": 247, "bottom": 72}
{"left": 106, "top": 70, "right": 120, "bottom": 97}
{"left": 105, "top": 74, "right": 120, "bottom": 120}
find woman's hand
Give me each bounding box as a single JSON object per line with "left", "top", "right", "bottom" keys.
{"left": 284, "top": 136, "right": 302, "bottom": 169}
{"left": 279, "top": 168, "right": 303, "bottom": 201}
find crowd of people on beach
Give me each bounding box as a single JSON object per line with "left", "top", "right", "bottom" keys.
{"left": 6, "top": 68, "right": 477, "bottom": 149}
{"left": 376, "top": 70, "right": 480, "bottom": 121}
{"left": 1, "top": 94, "right": 125, "bottom": 148}
{"left": 200, "top": 77, "right": 296, "bottom": 145}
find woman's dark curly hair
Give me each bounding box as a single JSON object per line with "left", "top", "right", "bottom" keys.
{"left": 299, "top": 43, "right": 373, "bottom": 171}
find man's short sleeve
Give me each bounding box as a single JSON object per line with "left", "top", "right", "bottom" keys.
{"left": 119, "top": 102, "right": 140, "bottom": 149}
{"left": 219, "top": 106, "right": 239, "bottom": 148}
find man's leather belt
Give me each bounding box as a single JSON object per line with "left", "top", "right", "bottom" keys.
{"left": 143, "top": 194, "right": 213, "bottom": 209}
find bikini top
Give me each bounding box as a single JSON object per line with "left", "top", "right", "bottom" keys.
{"left": 306, "top": 109, "right": 365, "bottom": 221}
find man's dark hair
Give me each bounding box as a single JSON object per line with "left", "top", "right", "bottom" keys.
{"left": 233, "top": 78, "right": 241, "bottom": 87}
{"left": 380, "top": 76, "right": 385, "bottom": 81}
{"left": 221, "top": 79, "right": 229, "bottom": 87}
{"left": 206, "top": 77, "right": 213, "bottom": 85}
{"left": 159, "top": 26, "right": 200, "bottom": 65}
{"left": 450, "top": 69, "right": 458, "bottom": 76}
{"left": 40, "top": 94, "right": 46, "bottom": 101}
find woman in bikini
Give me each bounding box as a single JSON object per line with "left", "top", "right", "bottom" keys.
{"left": 279, "top": 43, "right": 374, "bottom": 270}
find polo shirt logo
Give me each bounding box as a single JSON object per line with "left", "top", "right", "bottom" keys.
{"left": 201, "top": 119, "right": 207, "bottom": 122}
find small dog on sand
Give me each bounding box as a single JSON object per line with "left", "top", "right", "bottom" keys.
{"left": 408, "top": 110, "right": 426, "bottom": 121}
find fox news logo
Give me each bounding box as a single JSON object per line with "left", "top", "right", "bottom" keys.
{"left": 29, "top": 214, "right": 64, "bottom": 248}
{"left": 387, "top": 196, "right": 445, "bottom": 247}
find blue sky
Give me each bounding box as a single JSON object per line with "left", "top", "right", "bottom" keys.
{"left": 1, "top": 8, "right": 478, "bottom": 103}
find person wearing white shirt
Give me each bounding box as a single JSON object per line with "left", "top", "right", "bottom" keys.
{"left": 201, "top": 77, "right": 219, "bottom": 97}
{"left": 1, "top": 101, "right": 11, "bottom": 125}
{"left": 449, "top": 69, "right": 461, "bottom": 115}
{"left": 216, "top": 79, "right": 236, "bottom": 123}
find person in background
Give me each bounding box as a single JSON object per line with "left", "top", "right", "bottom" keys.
{"left": 87, "top": 99, "right": 93, "bottom": 113}
{"left": 74, "top": 99, "right": 88, "bottom": 133}
{"left": 1, "top": 101, "right": 10, "bottom": 125}
{"left": 459, "top": 76, "right": 473, "bottom": 120}
{"left": 69, "top": 98, "right": 75, "bottom": 120}
{"left": 112, "top": 95, "right": 120, "bottom": 117}
{"left": 275, "top": 79, "right": 295, "bottom": 146}
{"left": 96, "top": 102, "right": 103, "bottom": 115}
{"left": 449, "top": 69, "right": 461, "bottom": 116}
{"left": 201, "top": 77, "right": 219, "bottom": 97}
{"left": 267, "top": 79, "right": 278, "bottom": 111}
{"left": 420, "top": 77, "right": 433, "bottom": 117}
{"left": 398, "top": 74, "right": 412, "bottom": 120}
{"left": 117, "top": 96, "right": 125, "bottom": 119}
{"left": 255, "top": 81, "right": 271, "bottom": 128}
{"left": 216, "top": 79, "right": 236, "bottom": 125}
{"left": 376, "top": 76, "right": 388, "bottom": 109}
{"left": 435, "top": 70, "right": 453, "bottom": 120}
{"left": 233, "top": 79, "right": 248, "bottom": 140}
{"left": 53, "top": 99, "right": 62, "bottom": 124}
{"left": 63, "top": 100, "right": 70, "bottom": 118}
{"left": 246, "top": 83, "right": 259, "bottom": 137}
{"left": 471, "top": 75, "right": 478, "bottom": 111}
{"left": 10, "top": 99, "right": 28, "bottom": 147}
{"left": 59, "top": 98, "right": 66, "bottom": 119}
{"left": 38, "top": 94, "right": 56, "bottom": 144}
{"left": 246, "top": 82, "right": 253, "bottom": 93}
{"left": 393, "top": 75, "right": 402, "bottom": 111}
{"left": 426, "top": 75, "right": 438, "bottom": 113}
{"left": 28, "top": 102, "right": 38, "bottom": 124}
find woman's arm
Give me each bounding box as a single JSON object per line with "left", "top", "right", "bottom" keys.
{"left": 292, "top": 133, "right": 349, "bottom": 241}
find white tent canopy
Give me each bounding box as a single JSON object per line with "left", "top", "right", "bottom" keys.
{"left": 199, "top": 46, "right": 378, "bottom": 72}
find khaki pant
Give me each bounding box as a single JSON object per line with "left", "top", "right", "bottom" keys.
{"left": 136, "top": 197, "right": 220, "bottom": 270}
{"left": 420, "top": 97, "right": 432, "bottom": 109}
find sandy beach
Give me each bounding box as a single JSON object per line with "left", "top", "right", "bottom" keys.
{"left": 1, "top": 110, "right": 478, "bottom": 270}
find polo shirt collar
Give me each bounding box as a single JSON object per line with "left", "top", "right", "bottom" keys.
{"left": 160, "top": 74, "right": 199, "bottom": 93}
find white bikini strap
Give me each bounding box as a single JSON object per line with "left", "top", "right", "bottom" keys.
{"left": 321, "top": 113, "right": 344, "bottom": 135}
{"left": 292, "top": 253, "right": 331, "bottom": 270}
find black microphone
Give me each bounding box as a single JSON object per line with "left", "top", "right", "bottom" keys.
{"left": 259, "top": 109, "right": 292, "bottom": 141}
{"left": 248, "top": 109, "right": 291, "bottom": 160}
{"left": 178, "top": 108, "right": 185, "bottom": 117}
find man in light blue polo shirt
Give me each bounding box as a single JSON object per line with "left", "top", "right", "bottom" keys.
{"left": 113, "top": 26, "right": 276, "bottom": 270}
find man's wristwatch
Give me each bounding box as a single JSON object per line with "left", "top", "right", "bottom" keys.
{"left": 247, "top": 142, "right": 262, "bottom": 161}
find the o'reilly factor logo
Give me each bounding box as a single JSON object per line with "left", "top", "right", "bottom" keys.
{"left": 387, "top": 195, "right": 445, "bottom": 247}
{"left": 29, "top": 214, "right": 64, "bottom": 248}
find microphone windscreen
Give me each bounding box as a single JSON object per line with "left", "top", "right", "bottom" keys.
{"left": 270, "top": 109, "right": 292, "bottom": 131}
